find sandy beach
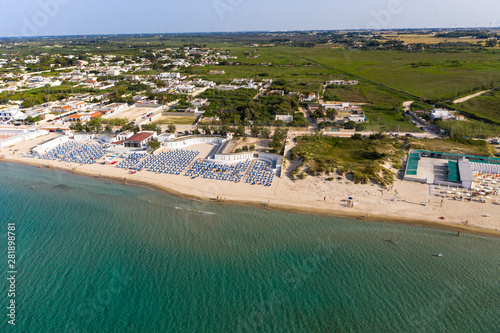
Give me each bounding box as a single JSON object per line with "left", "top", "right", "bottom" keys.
{"left": 2, "top": 134, "right": 500, "bottom": 238}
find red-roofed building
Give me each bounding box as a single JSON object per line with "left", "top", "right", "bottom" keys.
{"left": 123, "top": 131, "right": 157, "bottom": 148}
{"left": 65, "top": 112, "right": 102, "bottom": 123}
{"left": 52, "top": 105, "right": 73, "bottom": 113}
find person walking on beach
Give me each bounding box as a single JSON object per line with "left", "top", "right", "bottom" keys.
{"left": 324, "top": 197, "right": 326, "bottom": 201}
{"left": 440, "top": 198, "right": 444, "bottom": 207}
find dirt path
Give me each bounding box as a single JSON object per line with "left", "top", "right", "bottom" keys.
{"left": 402, "top": 101, "right": 414, "bottom": 110}
{"left": 453, "top": 90, "right": 490, "bottom": 104}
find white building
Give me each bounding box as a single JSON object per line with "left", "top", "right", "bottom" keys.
{"left": 106, "top": 69, "right": 121, "bottom": 76}
{"left": 430, "top": 109, "right": 455, "bottom": 121}
{"left": 275, "top": 115, "right": 293, "bottom": 122}
{"left": 0, "top": 106, "right": 23, "bottom": 121}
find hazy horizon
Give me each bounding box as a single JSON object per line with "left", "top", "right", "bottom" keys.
{"left": 1, "top": 0, "right": 500, "bottom": 38}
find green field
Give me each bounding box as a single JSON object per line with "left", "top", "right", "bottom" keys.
{"left": 409, "top": 137, "right": 495, "bottom": 156}
{"left": 456, "top": 89, "right": 500, "bottom": 124}
{"left": 281, "top": 47, "right": 500, "bottom": 101}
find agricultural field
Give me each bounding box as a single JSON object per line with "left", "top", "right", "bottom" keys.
{"left": 278, "top": 46, "right": 500, "bottom": 101}
{"left": 455, "top": 89, "right": 500, "bottom": 124}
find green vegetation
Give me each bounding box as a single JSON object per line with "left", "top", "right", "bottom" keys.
{"left": 290, "top": 134, "right": 402, "bottom": 186}
{"left": 435, "top": 120, "right": 500, "bottom": 138}
{"left": 290, "top": 134, "right": 497, "bottom": 186}
{"left": 141, "top": 123, "right": 162, "bottom": 134}
{"left": 268, "top": 128, "right": 288, "bottom": 154}
{"left": 408, "top": 137, "right": 496, "bottom": 156}
{"left": 69, "top": 118, "right": 102, "bottom": 133}
{"left": 455, "top": 89, "right": 500, "bottom": 125}
{"left": 283, "top": 47, "right": 500, "bottom": 102}
{"left": 101, "top": 118, "right": 128, "bottom": 127}
{"left": 154, "top": 116, "right": 195, "bottom": 125}
{"left": 2, "top": 32, "right": 498, "bottom": 174}
{"left": 199, "top": 89, "right": 308, "bottom": 126}
{"left": 147, "top": 140, "right": 161, "bottom": 150}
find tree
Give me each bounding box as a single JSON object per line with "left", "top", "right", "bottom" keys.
{"left": 120, "top": 123, "right": 137, "bottom": 133}
{"left": 268, "top": 128, "right": 288, "bottom": 153}
{"left": 251, "top": 126, "right": 261, "bottom": 137}
{"left": 105, "top": 124, "right": 113, "bottom": 133}
{"left": 326, "top": 109, "right": 338, "bottom": 120}
{"left": 260, "top": 127, "right": 271, "bottom": 138}
{"left": 142, "top": 123, "right": 162, "bottom": 135}
{"left": 485, "top": 39, "right": 498, "bottom": 47}
{"left": 167, "top": 124, "right": 176, "bottom": 133}
{"left": 201, "top": 124, "right": 211, "bottom": 135}
{"left": 26, "top": 115, "right": 41, "bottom": 124}
{"left": 21, "top": 95, "right": 43, "bottom": 108}
{"left": 220, "top": 124, "right": 230, "bottom": 136}
{"left": 313, "top": 107, "right": 325, "bottom": 119}
{"left": 147, "top": 140, "right": 161, "bottom": 150}
{"left": 344, "top": 121, "right": 356, "bottom": 130}
{"left": 235, "top": 125, "right": 245, "bottom": 136}
{"left": 70, "top": 120, "right": 85, "bottom": 132}
{"left": 87, "top": 118, "right": 102, "bottom": 132}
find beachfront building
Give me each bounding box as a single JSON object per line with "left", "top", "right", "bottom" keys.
{"left": 123, "top": 131, "right": 157, "bottom": 148}
{"left": 403, "top": 150, "right": 500, "bottom": 189}
{"left": 0, "top": 105, "right": 23, "bottom": 122}
{"left": 0, "top": 129, "right": 49, "bottom": 149}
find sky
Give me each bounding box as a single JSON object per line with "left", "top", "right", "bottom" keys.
{"left": 1, "top": 0, "right": 500, "bottom": 37}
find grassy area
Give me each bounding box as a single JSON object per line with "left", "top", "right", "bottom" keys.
{"left": 362, "top": 106, "right": 419, "bottom": 132}
{"left": 154, "top": 116, "right": 196, "bottom": 125}
{"left": 408, "top": 137, "right": 496, "bottom": 156}
{"left": 289, "top": 135, "right": 496, "bottom": 185}
{"left": 290, "top": 134, "right": 405, "bottom": 186}
{"left": 281, "top": 46, "right": 500, "bottom": 101}
{"left": 455, "top": 89, "right": 500, "bottom": 124}
{"left": 433, "top": 118, "right": 500, "bottom": 138}
{"left": 322, "top": 81, "right": 420, "bottom": 132}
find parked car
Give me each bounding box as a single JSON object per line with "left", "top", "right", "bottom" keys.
{"left": 490, "top": 139, "right": 499, "bottom": 145}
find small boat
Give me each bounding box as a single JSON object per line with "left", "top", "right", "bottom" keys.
{"left": 432, "top": 253, "right": 443, "bottom": 257}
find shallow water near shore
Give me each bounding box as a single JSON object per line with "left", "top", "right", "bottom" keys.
{"left": 1, "top": 162, "right": 499, "bottom": 332}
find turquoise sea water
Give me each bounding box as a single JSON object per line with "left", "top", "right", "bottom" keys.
{"left": 0, "top": 162, "right": 499, "bottom": 333}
